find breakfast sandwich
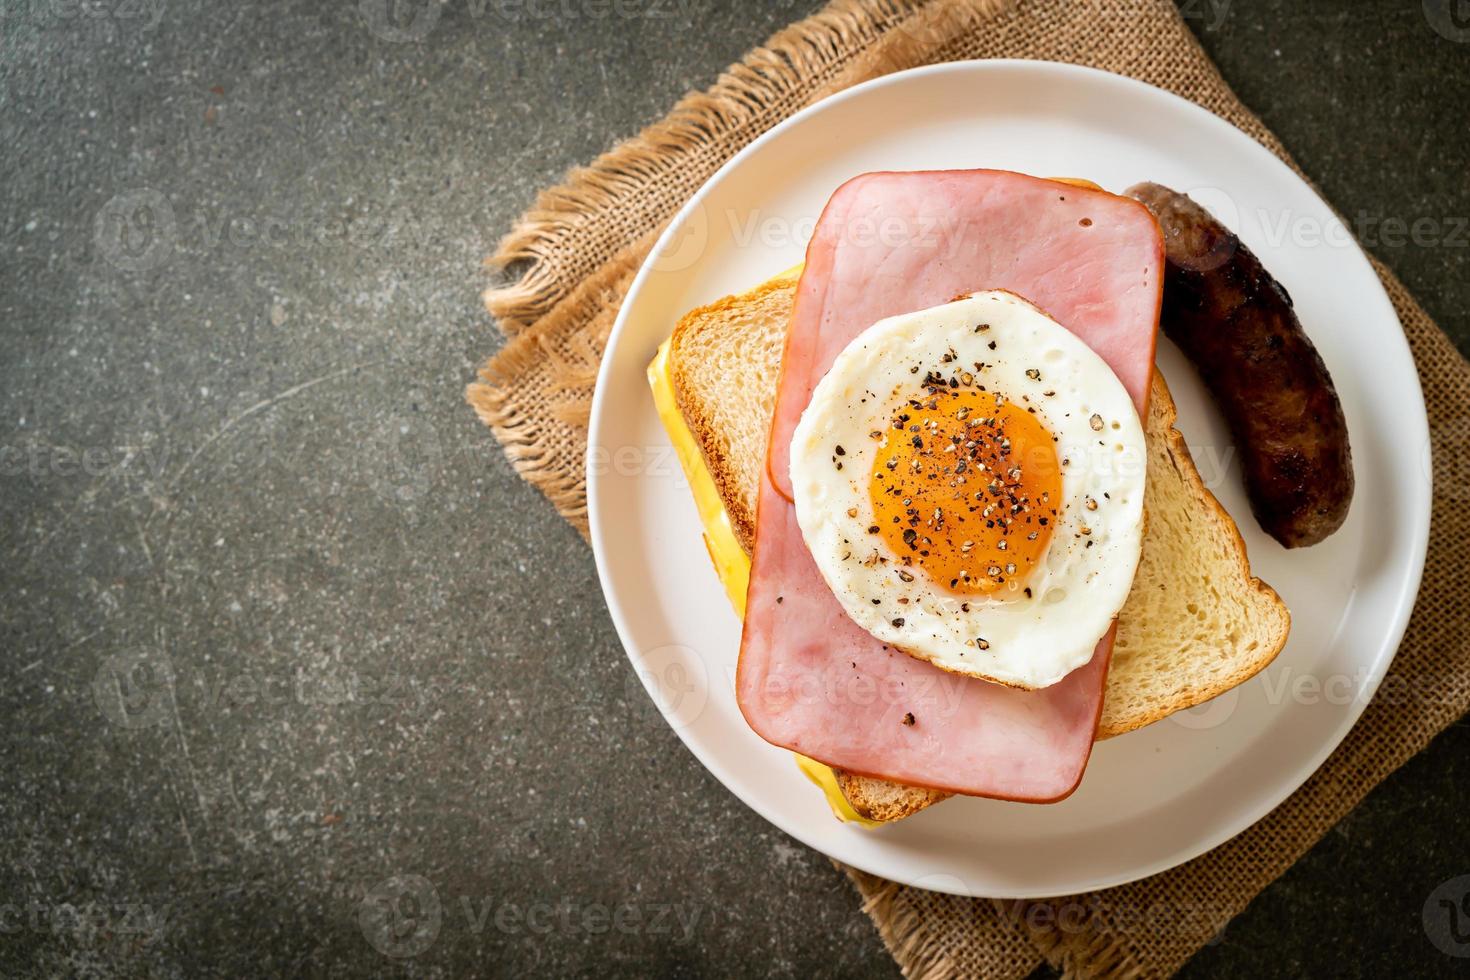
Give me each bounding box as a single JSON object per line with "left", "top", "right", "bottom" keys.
{"left": 648, "top": 170, "right": 1292, "bottom": 824}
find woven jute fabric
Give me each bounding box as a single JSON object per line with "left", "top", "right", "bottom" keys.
{"left": 467, "top": 1, "right": 1467, "bottom": 976}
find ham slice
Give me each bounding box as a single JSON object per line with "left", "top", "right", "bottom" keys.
{"left": 736, "top": 170, "right": 1163, "bottom": 800}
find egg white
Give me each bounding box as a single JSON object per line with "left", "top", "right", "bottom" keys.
{"left": 789, "top": 290, "right": 1148, "bottom": 690}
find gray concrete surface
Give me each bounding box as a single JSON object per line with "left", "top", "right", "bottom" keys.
{"left": 1, "top": 1, "right": 1467, "bottom": 976}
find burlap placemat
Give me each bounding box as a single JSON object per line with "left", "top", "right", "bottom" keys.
{"left": 467, "top": 1, "right": 1467, "bottom": 975}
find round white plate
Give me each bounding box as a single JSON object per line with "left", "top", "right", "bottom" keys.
{"left": 587, "top": 61, "right": 1430, "bottom": 898}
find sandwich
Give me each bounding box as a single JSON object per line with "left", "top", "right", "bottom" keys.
{"left": 647, "top": 170, "right": 1290, "bottom": 825}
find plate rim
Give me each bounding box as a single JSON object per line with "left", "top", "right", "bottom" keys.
{"left": 586, "top": 59, "right": 1431, "bottom": 897}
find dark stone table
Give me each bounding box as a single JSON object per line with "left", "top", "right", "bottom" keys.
{"left": 2, "top": 1, "right": 1466, "bottom": 976}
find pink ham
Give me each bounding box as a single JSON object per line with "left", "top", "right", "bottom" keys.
{"left": 737, "top": 170, "right": 1163, "bottom": 801}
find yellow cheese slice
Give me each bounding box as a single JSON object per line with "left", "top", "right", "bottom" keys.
{"left": 647, "top": 337, "right": 880, "bottom": 827}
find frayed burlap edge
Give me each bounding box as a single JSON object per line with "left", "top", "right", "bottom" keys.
{"left": 838, "top": 868, "right": 1049, "bottom": 980}
{"left": 481, "top": 0, "right": 952, "bottom": 333}
{"left": 469, "top": 234, "right": 655, "bottom": 534}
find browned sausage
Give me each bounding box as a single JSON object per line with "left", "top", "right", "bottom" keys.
{"left": 1125, "top": 182, "right": 1353, "bottom": 548}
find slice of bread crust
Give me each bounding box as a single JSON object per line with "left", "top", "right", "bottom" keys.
{"left": 833, "top": 769, "right": 951, "bottom": 822}
{"left": 1104, "top": 371, "right": 1290, "bottom": 736}
{"left": 668, "top": 272, "right": 1289, "bottom": 822}
{"left": 668, "top": 267, "right": 800, "bottom": 555}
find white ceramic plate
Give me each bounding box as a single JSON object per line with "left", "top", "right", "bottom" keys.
{"left": 587, "top": 61, "right": 1430, "bottom": 898}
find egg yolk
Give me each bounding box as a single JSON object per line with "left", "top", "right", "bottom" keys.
{"left": 869, "top": 386, "right": 1060, "bottom": 595}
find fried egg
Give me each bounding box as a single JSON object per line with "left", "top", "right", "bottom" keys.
{"left": 789, "top": 290, "right": 1147, "bottom": 690}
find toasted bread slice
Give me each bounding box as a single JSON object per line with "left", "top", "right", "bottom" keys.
{"left": 668, "top": 266, "right": 800, "bottom": 554}
{"left": 1106, "top": 371, "right": 1291, "bottom": 735}
{"left": 832, "top": 768, "right": 952, "bottom": 823}
{"left": 667, "top": 271, "right": 1288, "bottom": 822}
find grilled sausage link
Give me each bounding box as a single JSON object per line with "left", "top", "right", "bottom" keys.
{"left": 1126, "top": 182, "right": 1352, "bottom": 548}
